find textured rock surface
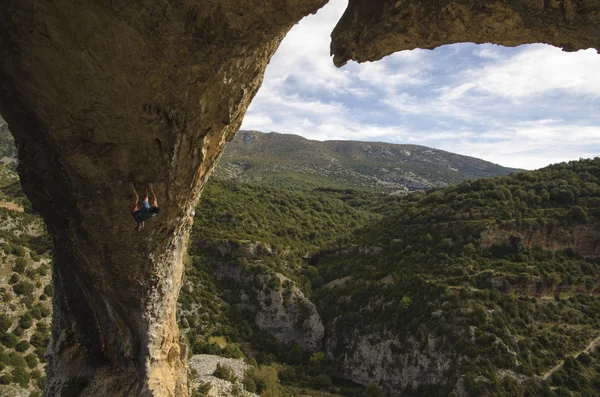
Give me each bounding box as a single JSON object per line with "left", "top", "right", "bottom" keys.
{"left": 188, "top": 355, "right": 257, "bottom": 397}
{"left": 0, "top": 1, "right": 327, "bottom": 396}
{"left": 0, "top": 0, "right": 599, "bottom": 396}
{"left": 331, "top": 0, "right": 600, "bottom": 66}
{"left": 253, "top": 273, "right": 325, "bottom": 352}
{"left": 326, "top": 331, "right": 453, "bottom": 394}
{"left": 210, "top": 257, "right": 325, "bottom": 352}
{"left": 480, "top": 223, "right": 600, "bottom": 259}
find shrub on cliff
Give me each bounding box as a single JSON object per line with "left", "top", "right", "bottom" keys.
{"left": 11, "top": 367, "right": 30, "bottom": 387}
{"left": 12, "top": 280, "right": 34, "bottom": 296}
{"left": 213, "top": 363, "right": 237, "bottom": 382}
{"left": 0, "top": 314, "right": 11, "bottom": 333}
{"left": 1, "top": 333, "right": 18, "bottom": 348}
{"left": 15, "top": 340, "right": 30, "bottom": 352}
{"left": 25, "top": 353, "right": 37, "bottom": 369}
{"left": 13, "top": 257, "right": 29, "bottom": 273}
{"left": 191, "top": 382, "right": 211, "bottom": 397}
{"left": 18, "top": 313, "right": 33, "bottom": 329}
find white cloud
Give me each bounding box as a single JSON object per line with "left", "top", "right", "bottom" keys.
{"left": 261, "top": 0, "right": 350, "bottom": 94}
{"left": 436, "top": 121, "right": 600, "bottom": 170}
{"left": 468, "top": 45, "right": 600, "bottom": 100}
{"left": 356, "top": 59, "right": 430, "bottom": 94}
{"left": 474, "top": 46, "right": 503, "bottom": 60}
{"left": 242, "top": 114, "right": 274, "bottom": 130}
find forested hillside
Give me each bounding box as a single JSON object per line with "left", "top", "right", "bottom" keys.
{"left": 214, "top": 131, "right": 521, "bottom": 194}
{"left": 311, "top": 159, "right": 600, "bottom": 396}
{"left": 0, "top": 130, "right": 599, "bottom": 396}
{"left": 0, "top": 164, "right": 51, "bottom": 397}
{"left": 181, "top": 158, "right": 600, "bottom": 397}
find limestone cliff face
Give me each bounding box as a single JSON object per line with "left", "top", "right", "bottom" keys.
{"left": 208, "top": 250, "right": 325, "bottom": 353}
{"left": 252, "top": 273, "right": 324, "bottom": 352}
{"left": 0, "top": 1, "right": 327, "bottom": 396}
{"left": 326, "top": 329, "right": 453, "bottom": 394}
{"left": 0, "top": 0, "right": 599, "bottom": 396}
{"left": 480, "top": 223, "right": 600, "bottom": 259}
{"left": 331, "top": 0, "right": 600, "bottom": 66}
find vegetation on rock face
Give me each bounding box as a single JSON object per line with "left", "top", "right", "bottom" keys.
{"left": 184, "top": 158, "right": 600, "bottom": 396}
{"left": 213, "top": 363, "right": 238, "bottom": 383}
{"left": 1, "top": 121, "right": 599, "bottom": 397}
{"left": 312, "top": 158, "right": 600, "bottom": 396}
{"left": 0, "top": 118, "right": 17, "bottom": 171}
{"left": 191, "top": 381, "right": 212, "bottom": 397}
{"left": 0, "top": 161, "right": 52, "bottom": 396}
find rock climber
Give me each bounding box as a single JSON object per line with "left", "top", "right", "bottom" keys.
{"left": 129, "top": 183, "right": 160, "bottom": 231}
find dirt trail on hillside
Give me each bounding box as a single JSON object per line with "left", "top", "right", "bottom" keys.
{"left": 0, "top": 201, "right": 23, "bottom": 212}
{"left": 542, "top": 333, "right": 600, "bottom": 380}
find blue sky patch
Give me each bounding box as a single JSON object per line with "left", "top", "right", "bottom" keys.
{"left": 242, "top": 0, "right": 600, "bottom": 170}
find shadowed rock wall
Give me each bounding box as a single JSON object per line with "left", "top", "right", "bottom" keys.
{"left": 0, "top": 0, "right": 598, "bottom": 396}
{"left": 331, "top": 0, "right": 600, "bottom": 66}
{"left": 0, "top": 1, "right": 327, "bottom": 396}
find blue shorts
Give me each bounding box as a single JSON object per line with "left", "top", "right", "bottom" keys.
{"left": 132, "top": 209, "right": 143, "bottom": 223}
{"left": 132, "top": 200, "right": 150, "bottom": 223}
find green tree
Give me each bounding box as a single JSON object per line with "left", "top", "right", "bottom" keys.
{"left": 1, "top": 333, "right": 19, "bottom": 348}
{"left": 19, "top": 313, "right": 33, "bottom": 329}
{"left": 0, "top": 314, "right": 11, "bottom": 333}
{"left": 312, "top": 374, "right": 332, "bottom": 389}
{"left": 15, "top": 340, "right": 31, "bottom": 352}
{"left": 213, "top": 363, "right": 237, "bottom": 382}
{"left": 11, "top": 367, "right": 30, "bottom": 387}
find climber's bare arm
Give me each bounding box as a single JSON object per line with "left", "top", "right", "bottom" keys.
{"left": 148, "top": 183, "right": 158, "bottom": 207}
{"left": 129, "top": 183, "right": 139, "bottom": 212}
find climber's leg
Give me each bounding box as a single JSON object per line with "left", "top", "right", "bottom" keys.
{"left": 148, "top": 183, "right": 158, "bottom": 208}
{"left": 129, "top": 183, "right": 140, "bottom": 212}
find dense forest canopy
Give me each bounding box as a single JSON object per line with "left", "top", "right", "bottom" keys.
{"left": 0, "top": 155, "right": 599, "bottom": 396}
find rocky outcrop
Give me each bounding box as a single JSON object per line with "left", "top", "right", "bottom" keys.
{"left": 0, "top": 117, "right": 17, "bottom": 169}
{"left": 480, "top": 223, "right": 600, "bottom": 259}
{"left": 205, "top": 239, "right": 275, "bottom": 258}
{"left": 0, "top": 1, "right": 599, "bottom": 396}
{"left": 326, "top": 330, "right": 453, "bottom": 394}
{"left": 197, "top": 238, "right": 324, "bottom": 351}
{"left": 188, "top": 355, "right": 257, "bottom": 397}
{"left": 212, "top": 261, "right": 324, "bottom": 352}
{"left": 252, "top": 273, "right": 324, "bottom": 352}
{"left": 0, "top": 1, "right": 327, "bottom": 396}
{"left": 331, "top": 0, "right": 600, "bottom": 66}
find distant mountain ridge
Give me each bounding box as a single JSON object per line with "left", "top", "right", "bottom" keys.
{"left": 215, "top": 130, "right": 521, "bottom": 193}
{"left": 0, "top": 124, "right": 520, "bottom": 193}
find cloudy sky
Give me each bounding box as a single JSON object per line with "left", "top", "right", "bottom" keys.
{"left": 241, "top": 0, "right": 600, "bottom": 170}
